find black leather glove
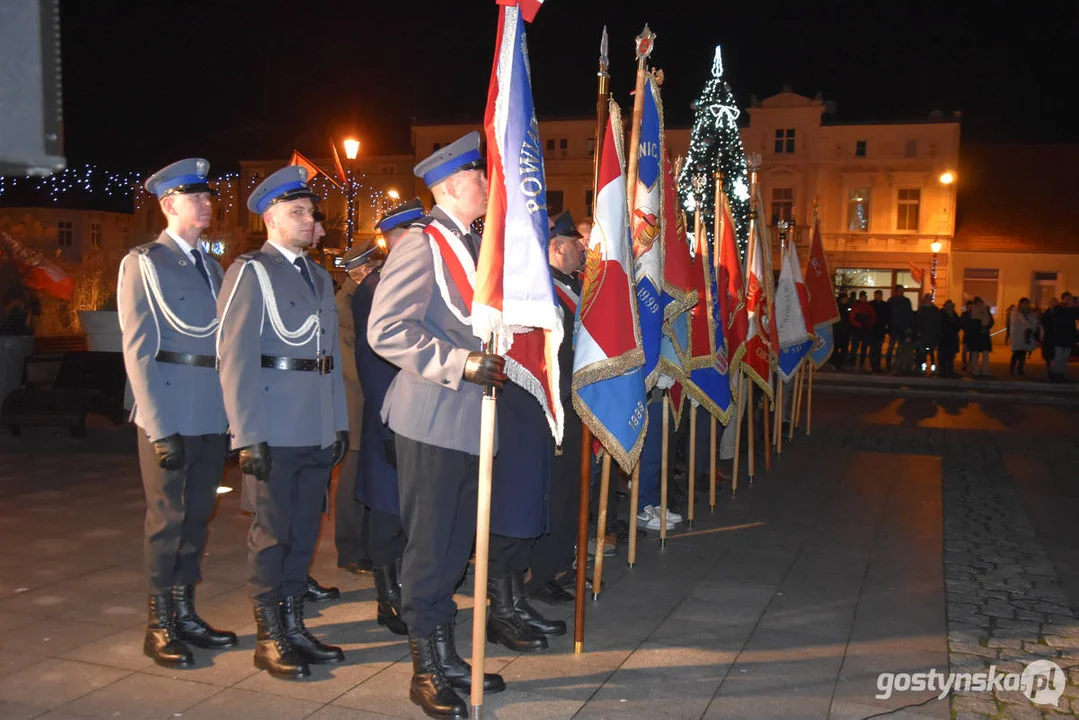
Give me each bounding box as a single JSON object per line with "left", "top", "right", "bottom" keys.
{"left": 383, "top": 438, "right": 398, "bottom": 469}
{"left": 331, "top": 431, "right": 349, "bottom": 467}
{"left": 153, "top": 433, "right": 185, "bottom": 470}
{"left": 239, "top": 442, "right": 271, "bottom": 482}
{"left": 463, "top": 351, "right": 507, "bottom": 388}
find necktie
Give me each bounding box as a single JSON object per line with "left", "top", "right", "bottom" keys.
{"left": 191, "top": 249, "right": 212, "bottom": 291}
{"left": 293, "top": 257, "right": 316, "bottom": 295}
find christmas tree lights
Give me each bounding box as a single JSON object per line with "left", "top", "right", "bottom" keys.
{"left": 677, "top": 45, "right": 750, "bottom": 257}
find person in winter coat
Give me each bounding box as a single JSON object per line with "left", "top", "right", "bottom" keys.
{"left": 832, "top": 292, "right": 852, "bottom": 370}
{"left": 849, "top": 291, "right": 876, "bottom": 370}
{"left": 885, "top": 284, "right": 914, "bottom": 372}
{"left": 1008, "top": 297, "right": 1039, "bottom": 376}
{"left": 967, "top": 297, "right": 994, "bottom": 377}
{"left": 939, "top": 300, "right": 961, "bottom": 378}
{"left": 1041, "top": 298, "right": 1058, "bottom": 377}
{"left": 1049, "top": 292, "right": 1078, "bottom": 382}
{"left": 914, "top": 294, "right": 941, "bottom": 374}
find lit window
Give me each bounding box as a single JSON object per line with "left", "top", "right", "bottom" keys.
{"left": 897, "top": 188, "right": 920, "bottom": 231}
{"left": 774, "top": 129, "right": 795, "bottom": 154}
{"left": 90, "top": 222, "right": 101, "bottom": 250}
{"left": 57, "top": 220, "right": 73, "bottom": 247}
{"left": 855, "top": 140, "right": 866, "bottom": 157}
{"left": 771, "top": 188, "right": 793, "bottom": 225}
{"left": 847, "top": 188, "right": 870, "bottom": 232}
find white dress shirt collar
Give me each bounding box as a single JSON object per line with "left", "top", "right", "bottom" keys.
{"left": 434, "top": 205, "right": 472, "bottom": 237}
{"left": 165, "top": 229, "right": 198, "bottom": 262}
{"left": 268, "top": 240, "right": 304, "bottom": 268}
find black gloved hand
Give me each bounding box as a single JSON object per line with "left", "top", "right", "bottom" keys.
{"left": 331, "top": 431, "right": 349, "bottom": 467}
{"left": 153, "top": 433, "right": 185, "bottom": 470}
{"left": 383, "top": 438, "right": 398, "bottom": 469}
{"left": 463, "top": 351, "right": 507, "bottom": 388}
{"left": 239, "top": 442, "right": 271, "bottom": 482}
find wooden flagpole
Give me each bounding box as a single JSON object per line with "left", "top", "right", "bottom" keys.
{"left": 660, "top": 391, "right": 670, "bottom": 548}
{"left": 470, "top": 338, "right": 499, "bottom": 712}
{"left": 709, "top": 417, "right": 717, "bottom": 511}
{"left": 775, "top": 380, "right": 783, "bottom": 454}
{"left": 807, "top": 364, "right": 814, "bottom": 435}
{"left": 573, "top": 24, "right": 611, "bottom": 654}
{"left": 747, "top": 381, "right": 755, "bottom": 483}
{"left": 687, "top": 402, "right": 697, "bottom": 528}
{"left": 788, "top": 366, "right": 801, "bottom": 441}
{"left": 591, "top": 454, "right": 612, "bottom": 601}
{"left": 762, "top": 389, "right": 771, "bottom": 470}
{"left": 625, "top": 25, "right": 654, "bottom": 214}
{"left": 731, "top": 374, "right": 743, "bottom": 496}
{"left": 628, "top": 464, "right": 640, "bottom": 567}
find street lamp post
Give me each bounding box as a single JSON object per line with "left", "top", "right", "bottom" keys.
{"left": 343, "top": 138, "right": 360, "bottom": 249}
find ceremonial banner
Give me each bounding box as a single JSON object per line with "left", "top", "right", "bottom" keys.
{"left": 715, "top": 189, "right": 748, "bottom": 383}
{"left": 476, "top": 2, "right": 563, "bottom": 442}
{"left": 328, "top": 139, "right": 348, "bottom": 186}
{"left": 681, "top": 221, "right": 733, "bottom": 423}
{"left": 288, "top": 150, "right": 321, "bottom": 184}
{"left": 743, "top": 210, "right": 773, "bottom": 397}
{"left": 631, "top": 74, "right": 664, "bottom": 390}
{"left": 804, "top": 215, "right": 840, "bottom": 368}
{"left": 0, "top": 230, "right": 75, "bottom": 300}
{"left": 572, "top": 101, "right": 648, "bottom": 473}
{"left": 775, "top": 240, "right": 814, "bottom": 381}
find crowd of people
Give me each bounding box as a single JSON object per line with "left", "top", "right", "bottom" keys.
{"left": 829, "top": 284, "right": 1078, "bottom": 382}
{"left": 118, "top": 138, "right": 724, "bottom": 720}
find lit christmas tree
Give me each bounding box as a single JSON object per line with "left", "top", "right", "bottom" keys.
{"left": 677, "top": 45, "right": 750, "bottom": 256}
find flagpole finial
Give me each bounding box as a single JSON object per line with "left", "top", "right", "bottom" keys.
{"left": 712, "top": 45, "right": 724, "bottom": 78}
{"left": 599, "top": 26, "right": 609, "bottom": 76}
{"left": 635, "top": 24, "right": 656, "bottom": 61}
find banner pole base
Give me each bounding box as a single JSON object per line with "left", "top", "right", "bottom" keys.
{"left": 591, "top": 592, "right": 599, "bottom": 602}
{"left": 626, "top": 562, "right": 636, "bottom": 569}
{"left": 472, "top": 705, "right": 483, "bottom": 720}
{"left": 686, "top": 520, "right": 694, "bottom": 529}
{"left": 709, "top": 505, "right": 716, "bottom": 513}
{"left": 660, "top": 538, "right": 667, "bottom": 549}
{"left": 574, "top": 641, "right": 584, "bottom": 654}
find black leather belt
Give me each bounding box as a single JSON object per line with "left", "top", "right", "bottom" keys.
{"left": 155, "top": 350, "right": 217, "bottom": 368}
{"left": 260, "top": 355, "right": 334, "bottom": 374}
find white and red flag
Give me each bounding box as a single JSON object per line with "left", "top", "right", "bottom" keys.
{"left": 474, "top": 1, "right": 563, "bottom": 442}
{"left": 0, "top": 230, "right": 75, "bottom": 300}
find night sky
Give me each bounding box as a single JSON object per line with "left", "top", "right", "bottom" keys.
{"left": 59, "top": 0, "right": 1078, "bottom": 172}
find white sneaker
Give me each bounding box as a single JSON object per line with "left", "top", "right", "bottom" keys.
{"left": 638, "top": 505, "right": 682, "bottom": 531}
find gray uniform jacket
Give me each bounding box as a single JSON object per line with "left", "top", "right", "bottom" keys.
{"left": 335, "top": 278, "right": 364, "bottom": 447}
{"left": 118, "top": 231, "right": 227, "bottom": 441}
{"left": 367, "top": 208, "right": 495, "bottom": 455}
{"left": 216, "top": 242, "right": 348, "bottom": 450}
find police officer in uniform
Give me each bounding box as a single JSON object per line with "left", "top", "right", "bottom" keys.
{"left": 119, "top": 158, "right": 237, "bottom": 669}
{"left": 332, "top": 230, "right": 375, "bottom": 580}
{"left": 368, "top": 133, "right": 505, "bottom": 719}
{"left": 216, "top": 166, "right": 349, "bottom": 680}
{"left": 351, "top": 198, "right": 426, "bottom": 638}
{"left": 527, "top": 211, "right": 584, "bottom": 605}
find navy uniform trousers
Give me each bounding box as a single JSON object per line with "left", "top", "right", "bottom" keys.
{"left": 138, "top": 432, "right": 228, "bottom": 592}
{"left": 396, "top": 435, "right": 478, "bottom": 637}
{"left": 247, "top": 445, "right": 335, "bottom": 602}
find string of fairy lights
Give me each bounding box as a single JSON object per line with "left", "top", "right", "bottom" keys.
{"left": 0, "top": 164, "right": 403, "bottom": 221}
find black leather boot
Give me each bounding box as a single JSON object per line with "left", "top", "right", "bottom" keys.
{"left": 172, "top": 585, "right": 238, "bottom": 648}
{"left": 374, "top": 565, "right": 408, "bottom": 636}
{"left": 253, "top": 603, "right": 310, "bottom": 679}
{"left": 409, "top": 634, "right": 468, "bottom": 719}
{"left": 280, "top": 595, "right": 344, "bottom": 664}
{"left": 486, "top": 575, "right": 547, "bottom": 652}
{"left": 511, "top": 573, "right": 566, "bottom": 636}
{"left": 434, "top": 621, "right": 505, "bottom": 693}
{"left": 304, "top": 575, "right": 340, "bottom": 602}
{"left": 144, "top": 593, "right": 194, "bottom": 668}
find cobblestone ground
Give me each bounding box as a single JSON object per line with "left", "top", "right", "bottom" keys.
{"left": 811, "top": 395, "right": 1079, "bottom": 719}
{"left": 0, "top": 395, "right": 1075, "bottom": 719}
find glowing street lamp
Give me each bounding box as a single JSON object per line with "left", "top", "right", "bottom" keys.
{"left": 938, "top": 171, "right": 955, "bottom": 185}
{"left": 342, "top": 138, "right": 361, "bottom": 249}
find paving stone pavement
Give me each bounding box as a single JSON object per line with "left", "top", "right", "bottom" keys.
{"left": 0, "top": 394, "right": 1075, "bottom": 720}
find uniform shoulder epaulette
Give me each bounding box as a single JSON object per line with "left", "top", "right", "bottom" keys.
{"left": 410, "top": 216, "right": 434, "bottom": 231}
{"left": 133, "top": 241, "right": 164, "bottom": 255}
{"left": 237, "top": 250, "right": 264, "bottom": 262}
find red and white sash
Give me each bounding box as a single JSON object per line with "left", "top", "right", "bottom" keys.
{"left": 552, "top": 276, "right": 579, "bottom": 315}
{"left": 423, "top": 220, "right": 476, "bottom": 325}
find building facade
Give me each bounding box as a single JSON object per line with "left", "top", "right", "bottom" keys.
{"left": 412, "top": 90, "right": 962, "bottom": 307}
